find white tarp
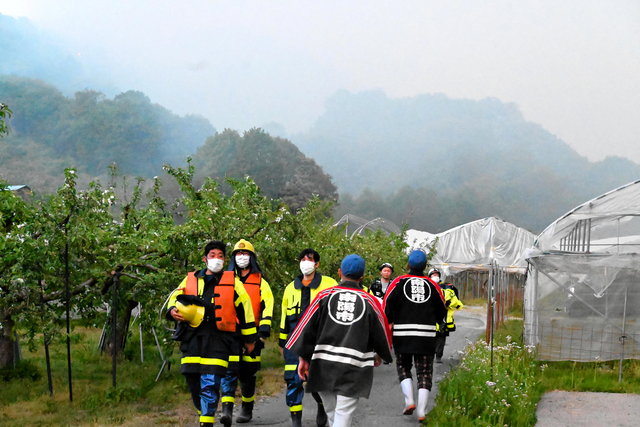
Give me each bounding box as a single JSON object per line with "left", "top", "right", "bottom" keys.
{"left": 407, "top": 217, "right": 535, "bottom": 276}
{"left": 534, "top": 179, "right": 640, "bottom": 253}
{"left": 525, "top": 180, "right": 640, "bottom": 362}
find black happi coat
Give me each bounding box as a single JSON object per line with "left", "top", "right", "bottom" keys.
{"left": 285, "top": 281, "right": 392, "bottom": 398}
{"left": 383, "top": 274, "right": 447, "bottom": 355}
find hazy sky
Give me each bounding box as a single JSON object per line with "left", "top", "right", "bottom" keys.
{"left": 2, "top": 0, "right": 639, "bottom": 164}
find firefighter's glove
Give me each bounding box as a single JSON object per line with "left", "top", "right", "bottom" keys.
{"left": 176, "top": 294, "right": 203, "bottom": 306}
{"left": 249, "top": 334, "right": 266, "bottom": 356}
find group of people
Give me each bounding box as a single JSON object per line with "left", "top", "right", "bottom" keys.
{"left": 166, "top": 239, "right": 463, "bottom": 427}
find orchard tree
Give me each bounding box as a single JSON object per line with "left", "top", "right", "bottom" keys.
{"left": 0, "top": 102, "right": 11, "bottom": 136}
{"left": 0, "top": 162, "right": 417, "bottom": 369}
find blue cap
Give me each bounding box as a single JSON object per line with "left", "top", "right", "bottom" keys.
{"left": 341, "top": 254, "right": 365, "bottom": 279}
{"left": 408, "top": 249, "right": 427, "bottom": 270}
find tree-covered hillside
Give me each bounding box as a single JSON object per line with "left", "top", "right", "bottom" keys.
{"left": 192, "top": 128, "right": 338, "bottom": 211}
{"left": 296, "top": 90, "right": 640, "bottom": 232}
{"left": 0, "top": 77, "right": 338, "bottom": 211}
{"left": 0, "top": 76, "right": 215, "bottom": 191}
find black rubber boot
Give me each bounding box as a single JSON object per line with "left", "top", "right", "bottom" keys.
{"left": 219, "top": 402, "right": 233, "bottom": 427}
{"left": 291, "top": 410, "right": 302, "bottom": 427}
{"left": 316, "top": 402, "right": 328, "bottom": 427}
{"left": 236, "top": 401, "right": 254, "bottom": 423}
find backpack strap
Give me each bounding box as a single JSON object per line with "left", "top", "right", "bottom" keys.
{"left": 185, "top": 272, "right": 198, "bottom": 296}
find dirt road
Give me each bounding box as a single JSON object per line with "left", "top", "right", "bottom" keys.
{"left": 240, "top": 309, "right": 486, "bottom": 426}
{"left": 535, "top": 391, "right": 640, "bottom": 427}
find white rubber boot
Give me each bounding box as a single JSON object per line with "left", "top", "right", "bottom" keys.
{"left": 417, "top": 388, "right": 429, "bottom": 421}
{"left": 400, "top": 378, "right": 415, "bottom": 415}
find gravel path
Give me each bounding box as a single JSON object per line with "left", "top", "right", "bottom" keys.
{"left": 535, "top": 391, "right": 640, "bottom": 427}
{"left": 217, "top": 307, "right": 640, "bottom": 427}
{"left": 232, "top": 309, "right": 486, "bottom": 426}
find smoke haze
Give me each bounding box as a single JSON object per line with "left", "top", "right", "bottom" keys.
{"left": 1, "top": 0, "right": 639, "bottom": 164}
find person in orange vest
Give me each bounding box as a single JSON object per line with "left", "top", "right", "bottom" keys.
{"left": 166, "top": 240, "right": 257, "bottom": 427}
{"left": 220, "top": 239, "right": 274, "bottom": 425}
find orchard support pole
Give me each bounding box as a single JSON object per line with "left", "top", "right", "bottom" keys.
{"left": 40, "top": 279, "right": 53, "bottom": 396}
{"left": 112, "top": 272, "right": 119, "bottom": 389}
{"left": 65, "top": 235, "right": 73, "bottom": 402}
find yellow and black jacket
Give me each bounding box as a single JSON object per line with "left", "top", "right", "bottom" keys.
{"left": 279, "top": 273, "right": 338, "bottom": 375}
{"left": 166, "top": 269, "right": 257, "bottom": 375}
{"left": 442, "top": 284, "right": 464, "bottom": 332}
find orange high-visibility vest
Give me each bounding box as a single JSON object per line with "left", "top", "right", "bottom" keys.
{"left": 185, "top": 271, "right": 237, "bottom": 332}
{"left": 243, "top": 273, "right": 262, "bottom": 325}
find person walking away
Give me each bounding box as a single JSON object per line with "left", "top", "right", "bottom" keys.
{"left": 428, "top": 268, "right": 464, "bottom": 363}
{"left": 286, "top": 254, "right": 393, "bottom": 427}
{"left": 383, "top": 250, "right": 446, "bottom": 422}
{"left": 166, "top": 240, "right": 257, "bottom": 427}
{"left": 279, "top": 248, "right": 338, "bottom": 426}
{"left": 220, "top": 239, "right": 274, "bottom": 425}
{"left": 369, "top": 262, "right": 394, "bottom": 302}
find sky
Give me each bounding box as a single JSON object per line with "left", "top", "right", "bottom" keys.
{"left": 1, "top": 0, "right": 639, "bottom": 164}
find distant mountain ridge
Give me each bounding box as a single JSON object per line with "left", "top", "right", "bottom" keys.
{"left": 294, "top": 90, "right": 640, "bottom": 232}
{"left": 0, "top": 12, "right": 115, "bottom": 96}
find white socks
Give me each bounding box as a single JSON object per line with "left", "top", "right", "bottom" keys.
{"left": 417, "top": 388, "right": 429, "bottom": 420}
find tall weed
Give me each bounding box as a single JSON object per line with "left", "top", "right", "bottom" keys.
{"left": 427, "top": 336, "right": 542, "bottom": 427}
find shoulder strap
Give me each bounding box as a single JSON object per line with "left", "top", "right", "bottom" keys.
{"left": 219, "top": 270, "right": 236, "bottom": 285}
{"left": 185, "top": 272, "right": 198, "bottom": 296}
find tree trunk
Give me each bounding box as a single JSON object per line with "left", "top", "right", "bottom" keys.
{"left": 100, "top": 299, "right": 138, "bottom": 354}
{"left": 0, "top": 311, "right": 18, "bottom": 368}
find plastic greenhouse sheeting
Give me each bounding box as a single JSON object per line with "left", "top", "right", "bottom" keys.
{"left": 525, "top": 179, "right": 640, "bottom": 362}
{"left": 406, "top": 217, "right": 535, "bottom": 276}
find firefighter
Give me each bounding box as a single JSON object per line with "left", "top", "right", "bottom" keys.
{"left": 220, "top": 239, "right": 274, "bottom": 425}
{"left": 428, "top": 268, "right": 464, "bottom": 363}
{"left": 279, "top": 248, "right": 338, "bottom": 427}
{"left": 166, "top": 240, "right": 257, "bottom": 427}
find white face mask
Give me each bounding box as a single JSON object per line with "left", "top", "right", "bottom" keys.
{"left": 431, "top": 276, "right": 440, "bottom": 283}
{"left": 207, "top": 258, "right": 224, "bottom": 273}
{"left": 300, "top": 260, "right": 316, "bottom": 276}
{"left": 236, "top": 254, "right": 251, "bottom": 269}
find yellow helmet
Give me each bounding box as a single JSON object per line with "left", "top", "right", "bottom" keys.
{"left": 175, "top": 300, "right": 205, "bottom": 328}
{"left": 233, "top": 239, "right": 255, "bottom": 254}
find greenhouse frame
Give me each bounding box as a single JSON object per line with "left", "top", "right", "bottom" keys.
{"left": 524, "top": 179, "right": 640, "bottom": 362}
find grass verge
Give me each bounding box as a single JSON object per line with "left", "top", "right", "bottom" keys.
{"left": 0, "top": 326, "right": 285, "bottom": 426}
{"left": 425, "top": 319, "right": 542, "bottom": 427}
{"left": 426, "top": 317, "right": 640, "bottom": 427}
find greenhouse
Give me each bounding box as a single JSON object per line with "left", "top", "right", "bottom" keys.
{"left": 333, "top": 214, "right": 402, "bottom": 237}
{"left": 406, "top": 217, "right": 534, "bottom": 305}
{"left": 524, "top": 179, "right": 640, "bottom": 362}
{"left": 407, "top": 217, "right": 534, "bottom": 276}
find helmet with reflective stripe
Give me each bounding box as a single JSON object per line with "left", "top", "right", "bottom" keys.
{"left": 175, "top": 300, "right": 205, "bottom": 328}
{"left": 427, "top": 267, "right": 441, "bottom": 278}
{"left": 379, "top": 262, "right": 394, "bottom": 272}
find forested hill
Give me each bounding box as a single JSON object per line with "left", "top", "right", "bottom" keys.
{"left": 0, "top": 76, "right": 337, "bottom": 210}
{"left": 294, "top": 90, "right": 640, "bottom": 232}
{"left": 0, "top": 76, "right": 215, "bottom": 189}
